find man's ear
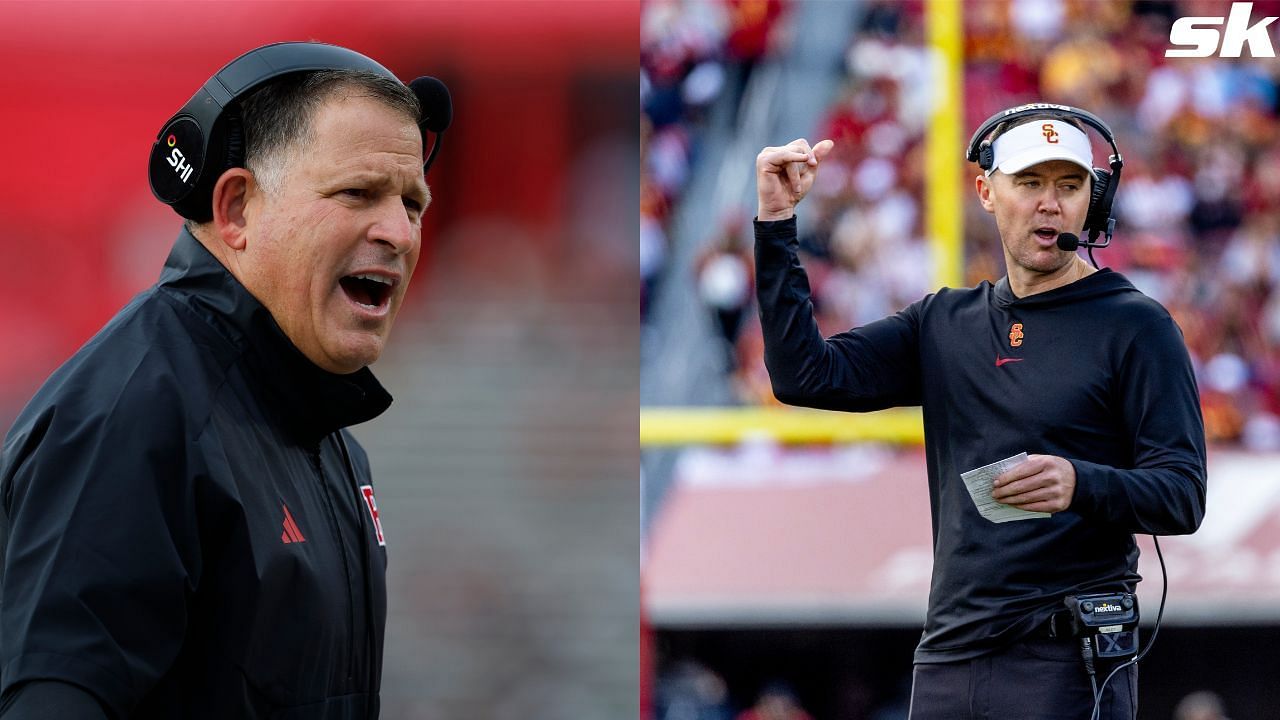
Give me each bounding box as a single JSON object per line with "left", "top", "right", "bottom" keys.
{"left": 210, "top": 168, "right": 257, "bottom": 251}
{"left": 975, "top": 173, "right": 996, "bottom": 213}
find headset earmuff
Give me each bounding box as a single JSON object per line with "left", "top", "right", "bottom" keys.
{"left": 977, "top": 142, "right": 994, "bottom": 173}
{"left": 1085, "top": 167, "right": 1112, "bottom": 234}
{"left": 176, "top": 111, "right": 240, "bottom": 224}
{"left": 178, "top": 111, "right": 245, "bottom": 224}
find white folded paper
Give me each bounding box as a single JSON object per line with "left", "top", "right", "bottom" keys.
{"left": 961, "top": 452, "right": 1052, "bottom": 523}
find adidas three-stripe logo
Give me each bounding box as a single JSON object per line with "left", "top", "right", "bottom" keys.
{"left": 281, "top": 503, "right": 306, "bottom": 544}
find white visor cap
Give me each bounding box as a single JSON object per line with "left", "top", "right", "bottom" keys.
{"left": 988, "top": 119, "right": 1094, "bottom": 177}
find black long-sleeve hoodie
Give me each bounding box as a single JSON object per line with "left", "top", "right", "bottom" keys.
{"left": 755, "top": 217, "right": 1207, "bottom": 662}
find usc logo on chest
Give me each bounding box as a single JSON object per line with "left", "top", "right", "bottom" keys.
{"left": 1009, "top": 323, "right": 1025, "bottom": 347}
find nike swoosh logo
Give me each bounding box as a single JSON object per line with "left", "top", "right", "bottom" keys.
{"left": 995, "top": 355, "right": 1024, "bottom": 367}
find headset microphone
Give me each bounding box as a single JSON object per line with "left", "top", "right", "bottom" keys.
{"left": 1058, "top": 226, "right": 1112, "bottom": 268}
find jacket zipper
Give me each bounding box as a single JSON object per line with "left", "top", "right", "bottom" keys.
{"left": 310, "top": 449, "right": 359, "bottom": 685}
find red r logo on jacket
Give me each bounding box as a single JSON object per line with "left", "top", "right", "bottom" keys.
{"left": 359, "top": 485, "right": 385, "bottom": 546}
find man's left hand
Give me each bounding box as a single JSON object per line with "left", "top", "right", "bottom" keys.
{"left": 991, "top": 454, "right": 1076, "bottom": 513}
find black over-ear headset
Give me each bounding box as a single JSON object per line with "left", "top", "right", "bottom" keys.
{"left": 966, "top": 102, "right": 1123, "bottom": 253}
{"left": 148, "top": 41, "right": 453, "bottom": 222}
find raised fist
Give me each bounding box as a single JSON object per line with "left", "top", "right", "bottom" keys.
{"left": 755, "top": 138, "right": 835, "bottom": 221}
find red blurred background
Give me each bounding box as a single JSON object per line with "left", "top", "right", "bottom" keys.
{"left": 0, "top": 0, "right": 633, "bottom": 408}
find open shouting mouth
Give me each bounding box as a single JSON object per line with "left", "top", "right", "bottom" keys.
{"left": 339, "top": 272, "right": 397, "bottom": 314}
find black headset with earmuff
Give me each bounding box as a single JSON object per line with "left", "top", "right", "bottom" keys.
{"left": 148, "top": 41, "right": 452, "bottom": 222}
{"left": 965, "top": 102, "right": 1123, "bottom": 252}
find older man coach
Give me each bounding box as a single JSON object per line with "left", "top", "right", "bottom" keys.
{"left": 0, "top": 42, "right": 450, "bottom": 719}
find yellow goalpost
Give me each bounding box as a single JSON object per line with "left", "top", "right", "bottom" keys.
{"left": 641, "top": 1, "right": 962, "bottom": 448}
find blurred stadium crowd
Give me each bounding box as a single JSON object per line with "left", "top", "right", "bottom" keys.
{"left": 641, "top": 0, "right": 786, "bottom": 324}
{"left": 643, "top": 0, "right": 1280, "bottom": 452}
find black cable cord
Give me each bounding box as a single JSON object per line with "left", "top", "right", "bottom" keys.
{"left": 1087, "top": 244, "right": 1099, "bottom": 269}
{"left": 1088, "top": 535, "right": 1166, "bottom": 720}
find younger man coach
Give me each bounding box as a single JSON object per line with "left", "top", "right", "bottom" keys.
{"left": 753, "top": 104, "right": 1205, "bottom": 719}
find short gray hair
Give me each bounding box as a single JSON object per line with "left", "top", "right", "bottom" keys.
{"left": 187, "top": 69, "right": 420, "bottom": 232}
{"left": 241, "top": 69, "right": 420, "bottom": 191}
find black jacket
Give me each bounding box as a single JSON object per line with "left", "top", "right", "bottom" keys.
{"left": 0, "top": 229, "right": 392, "bottom": 718}
{"left": 756, "top": 217, "right": 1206, "bottom": 662}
